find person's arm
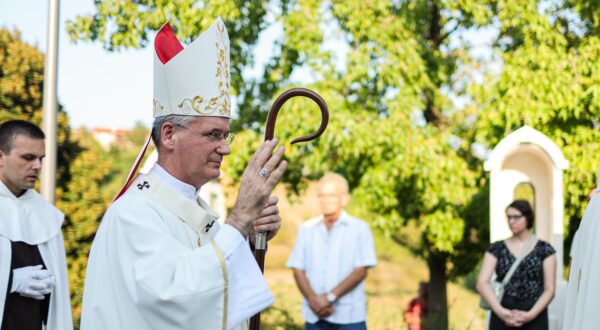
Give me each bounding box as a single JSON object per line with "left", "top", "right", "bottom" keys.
{"left": 476, "top": 252, "right": 513, "bottom": 324}
{"left": 513, "top": 254, "right": 556, "bottom": 325}
{"left": 404, "top": 300, "right": 420, "bottom": 326}
{"left": 329, "top": 267, "right": 368, "bottom": 301}
{"left": 328, "top": 223, "right": 375, "bottom": 301}
{"left": 292, "top": 268, "right": 335, "bottom": 317}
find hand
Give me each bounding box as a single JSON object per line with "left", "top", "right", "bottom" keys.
{"left": 11, "top": 265, "right": 54, "bottom": 300}
{"left": 226, "top": 139, "right": 287, "bottom": 238}
{"left": 249, "top": 196, "right": 281, "bottom": 244}
{"left": 308, "top": 294, "right": 335, "bottom": 318}
{"left": 494, "top": 307, "right": 514, "bottom": 326}
{"left": 513, "top": 310, "right": 534, "bottom": 326}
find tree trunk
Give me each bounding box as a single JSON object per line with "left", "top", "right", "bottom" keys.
{"left": 426, "top": 252, "right": 448, "bottom": 329}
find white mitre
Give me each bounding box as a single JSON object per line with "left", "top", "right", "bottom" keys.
{"left": 153, "top": 17, "right": 231, "bottom": 118}
{"left": 114, "top": 17, "right": 232, "bottom": 200}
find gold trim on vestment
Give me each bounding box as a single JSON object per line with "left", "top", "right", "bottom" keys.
{"left": 130, "top": 173, "right": 228, "bottom": 328}
{"left": 210, "top": 240, "right": 229, "bottom": 330}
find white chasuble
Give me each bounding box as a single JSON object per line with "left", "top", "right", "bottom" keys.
{"left": 0, "top": 181, "right": 73, "bottom": 330}
{"left": 80, "top": 172, "right": 273, "bottom": 330}
{"left": 563, "top": 194, "right": 600, "bottom": 330}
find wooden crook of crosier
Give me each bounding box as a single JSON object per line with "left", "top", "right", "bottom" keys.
{"left": 263, "top": 87, "right": 330, "bottom": 142}
{"left": 256, "top": 87, "right": 329, "bottom": 264}
{"left": 249, "top": 87, "right": 329, "bottom": 330}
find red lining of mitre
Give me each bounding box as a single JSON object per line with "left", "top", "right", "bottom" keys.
{"left": 155, "top": 23, "right": 184, "bottom": 64}
{"left": 112, "top": 23, "right": 184, "bottom": 202}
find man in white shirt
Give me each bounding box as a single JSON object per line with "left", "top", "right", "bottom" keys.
{"left": 0, "top": 120, "right": 73, "bottom": 330}
{"left": 287, "top": 173, "right": 377, "bottom": 329}
{"left": 80, "top": 18, "right": 287, "bottom": 330}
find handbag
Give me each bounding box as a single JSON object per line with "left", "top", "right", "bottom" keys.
{"left": 479, "top": 235, "right": 536, "bottom": 310}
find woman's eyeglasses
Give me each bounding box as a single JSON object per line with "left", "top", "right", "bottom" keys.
{"left": 506, "top": 214, "right": 523, "bottom": 221}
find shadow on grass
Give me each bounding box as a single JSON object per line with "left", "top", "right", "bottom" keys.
{"left": 261, "top": 305, "right": 304, "bottom": 330}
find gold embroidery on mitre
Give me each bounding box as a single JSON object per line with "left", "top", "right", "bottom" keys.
{"left": 178, "top": 95, "right": 204, "bottom": 114}
{"left": 153, "top": 99, "right": 164, "bottom": 116}
{"left": 177, "top": 20, "right": 231, "bottom": 117}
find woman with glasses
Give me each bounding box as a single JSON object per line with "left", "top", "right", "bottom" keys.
{"left": 477, "top": 200, "right": 556, "bottom": 329}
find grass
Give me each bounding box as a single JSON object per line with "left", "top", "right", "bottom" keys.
{"left": 257, "top": 186, "right": 486, "bottom": 329}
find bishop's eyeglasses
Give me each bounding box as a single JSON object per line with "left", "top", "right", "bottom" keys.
{"left": 203, "top": 130, "right": 235, "bottom": 145}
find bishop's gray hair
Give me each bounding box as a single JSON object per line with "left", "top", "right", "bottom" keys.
{"left": 151, "top": 115, "right": 196, "bottom": 150}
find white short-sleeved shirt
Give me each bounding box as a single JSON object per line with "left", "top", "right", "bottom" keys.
{"left": 286, "top": 211, "right": 377, "bottom": 324}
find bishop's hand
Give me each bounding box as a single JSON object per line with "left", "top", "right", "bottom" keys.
{"left": 249, "top": 196, "right": 281, "bottom": 245}
{"left": 227, "top": 139, "right": 287, "bottom": 238}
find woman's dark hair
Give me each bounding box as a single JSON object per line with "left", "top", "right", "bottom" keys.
{"left": 506, "top": 199, "right": 534, "bottom": 229}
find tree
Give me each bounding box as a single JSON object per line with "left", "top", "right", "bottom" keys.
{"left": 65, "top": 1, "right": 487, "bottom": 328}
{"left": 55, "top": 129, "right": 113, "bottom": 321}
{"left": 66, "top": 1, "right": 600, "bottom": 328}
{"left": 263, "top": 2, "right": 600, "bottom": 326}
{"left": 470, "top": 0, "right": 600, "bottom": 266}
{"left": 221, "top": 1, "right": 490, "bottom": 327}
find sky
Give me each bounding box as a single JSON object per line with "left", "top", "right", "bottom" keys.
{"left": 0, "top": 0, "right": 157, "bottom": 129}
{"left": 0, "top": 0, "right": 288, "bottom": 129}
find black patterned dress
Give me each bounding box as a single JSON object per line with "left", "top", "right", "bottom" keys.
{"left": 487, "top": 240, "right": 556, "bottom": 330}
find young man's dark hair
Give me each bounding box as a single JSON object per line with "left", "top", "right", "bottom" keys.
{"left": 0, "top": 120, "right": 45, "bottom": 152}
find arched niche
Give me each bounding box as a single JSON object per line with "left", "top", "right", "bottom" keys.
{"left": 513, "top": 181, "right": 535, "bottom": 207}
{"left": 500, "top": 144, "right": 554, "bottom": 243}
{"left": 484, "top": 126, "right": 568, "bottom": 252}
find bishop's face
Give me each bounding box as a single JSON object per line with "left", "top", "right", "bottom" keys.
{"left": 170, "top": 116, "right": 231, "bottom": 188}
{"left": 0, "top": 135, "right": 45, "bottom": 196}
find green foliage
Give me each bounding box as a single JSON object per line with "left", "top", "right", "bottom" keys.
{"left": 225, "top": 2, "right": 487, "bottom": 328}
{"left": 0, "top": 29, "right": 45, "bottom": 119}
{"left": 261, "top": 305, "right": 303, "bottom": 330}
{"left": 56, "top": 130, "right": 113, "bottom": 322}
{"left": 227, "top": 0, "right": 600, "bottom": 327}
{"left": 471, "top": 0, "right": 600, "bottom": 265}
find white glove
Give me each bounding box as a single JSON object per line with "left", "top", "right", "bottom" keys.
{"left": 10, "top": 265, "right": 55, "bottom": 300}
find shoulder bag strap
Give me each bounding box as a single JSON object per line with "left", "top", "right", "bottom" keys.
{"left": 501, "top": 235, "right": 537, "bottom": 286}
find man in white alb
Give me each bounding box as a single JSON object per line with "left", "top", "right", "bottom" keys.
{"left": 0, "top": 120, "right": 73, "bottom": 330}
{"left": 563, "top": 186, "right": 600, "bottom": 330}
{"left": 80, "top": 17, "right": 287, "bottom": 330}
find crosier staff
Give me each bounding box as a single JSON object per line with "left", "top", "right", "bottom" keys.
{"left": 249, "top": 87, "right": 329, "bottom": 330}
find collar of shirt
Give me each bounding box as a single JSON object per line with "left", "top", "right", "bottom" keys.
{"left": 150, "top": 164, "right": 199, "bottom": 201}
{"left": 0, "top": 180, "right": 34, "bottom": 200}
{"left": 319, "top": 210, "right": 350, "bottom": 229}
{"left": 0, "top": 179, "right": 63, "bottom": 244}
